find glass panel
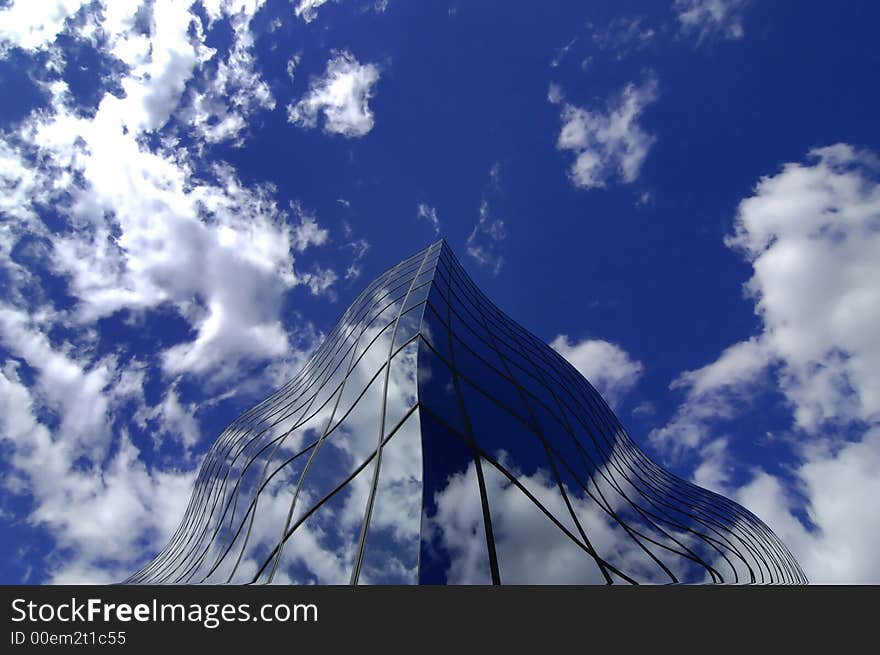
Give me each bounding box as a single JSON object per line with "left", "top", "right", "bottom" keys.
{"left": 453, "top": 340, "right": 528, "bottom": 425}
{"left": 481, "top": 460, "right": 606, "bottom": 584}
{"left": 220, "top": 425, "right": 319, "bottom": 583}
{"left": 418, "top": 300, "right": 451, "bottom": 364}
{"left": 390, "top": 300, "right": 427, "bottom": 350}
{"left": 262, "top": 460, "right": 373, "bottom": 585}
{"left": 418, "top": 412, "right": 492, "bottom": 584}
{"left": 358, "top": 408, "right": 423, "bottom": 584}
{"left": 330, "top": 322, "right": 394, "bottom": 435}
{"left": 416, "top": 336, "right": 469, "bottom": 438}
{"left": 448, "top": 308, "right": 506, "bottom": 373}
{"left": 383, "top": 340, "right": 419, "bottom": 438}
{"left": 295, "top": 371, "right": 387, "bottom": 524}
{"left": 575, "top": 477, "right": 677, "bottom": 584}
{"left": 586, "top": 448, "right": 705, "bottom": 584}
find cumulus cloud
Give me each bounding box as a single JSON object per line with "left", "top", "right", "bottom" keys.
{"left": 0, "top": 3, "right": 333, "bottom": 379}
{"left": 0, "top": 306, "right": 114, "bottom": 458}
{"left": 287, "top": 51, "right": 381, "bottom": 137}
{"left": 651, "top": 144, "right": 880, "bottom": 582}
{"left": 0, "top": 0, "right": 338, "bottom": 582}
{"left": 553, "top": 74, "right": 659, "bottom": 189}
{"left": 550, "top": 335, "right": 644, "bottom": 408}
{"left": 184, "top": 0, "right": 276, "bottom": 146}
{"left": 735, "top": 429, "right": 880, "bottom": 584}
{"left": 0, "top": 0, "right": 89, "bottom": 54}
{"left": 134, "top": 384, "right": 201, "bottom": 452}
{"left": 674, "top": 0, "right": 749, "bottom": 43}
{"left": 727, "top": 144, "right": 880, "bottom": 431}
{"left": 0, "top": 337, "right": 198, "bottom": 583}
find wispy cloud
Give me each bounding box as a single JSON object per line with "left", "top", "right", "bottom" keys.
{"left": 344, "top": 238, "right": 370, "bottom": 280}
{"left": 466, "top": 200, "right": 506, "bottom": 275}
{"left": 550, "top": 36, "right": 577, "bottom": 68}
{"left": 417, "top": 203, "right": 441, "bottom": 236}
{"left": 674, "top": 0, "right": 750, "bottom": 43}
{"left": 465, "top": 163, "right": 508, "bottom": 274}
{"left": 590, "top": 16, "right": 656, "bottom": 59}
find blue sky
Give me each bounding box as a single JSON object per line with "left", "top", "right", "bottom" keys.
{"left": 0, "top": 0, "right": 878, "bottom": 584}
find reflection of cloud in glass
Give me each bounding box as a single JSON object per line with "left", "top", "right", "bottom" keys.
{"left": 128, "top": 241, "right": 806, "bottom": 585}
{"left": 425, "top": 461, "right": 493, "bottom": 584}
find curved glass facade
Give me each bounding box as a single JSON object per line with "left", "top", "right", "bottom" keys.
{"left": 127, "top": 241, "right": 806, "bottom": 584}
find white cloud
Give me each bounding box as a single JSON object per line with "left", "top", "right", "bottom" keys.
{"left": 0, "top": 343, "right": 197, "bottom": 584}
{"left": 287, "top": 51, "right": 381, "bottom": 138}
{"left": 0, "top": 141, "right": 43, "bottom": 223}
{"left": 728, "top": 144, "right": 880, "bottom": 431}
{"left": 692, "top": 437, "right": 733, "bottom": 494}
{"left": 287, "top": 53, "right": 302, "bottom": 80}
{"left": 636, "top": 190, "right": 654, "bottom": 206}
{"left": 550, "top": 335, "right": 644, "bottom": 408}
{"left": 547, "top": 82, "right": 564, "bottom": 105}
{"left": 674, "top": 0, "right": 749, "bottom": 43}
{"left": 290, "top": 202, "right": 330, "bottom": 251}
{"left": 652, "top": 144, "right": 880, "bottom": 582}
{"left": 0, "top": 0, "right": 89, "bottom": 54}
{"left": 301, "top": 266, "right": 339, "bottom": 297}
{"left": 650, "top": 337, "right": 771, "bottom": 456}
{"left": 184, "top": 0, "right": 276, "bottom": 146}
{"left": 466, "top": 200, "right": 506, "bottom": 274}
{"left": 4, "top": 55, "right": 332, "bottom": 382}
{"left": 0, "top": 306, "right": 113, "bottom": 458}
{"left": 417, "top": 203, "right": 440, "bottom": 236}
{"left": 0, "top": 0, "right": 341, "bottom": 583}
{"left": 97, "top": 0, "right": 211, "bottom": 134}
{"left": 554, "top": 74, "right": 659, "bottom": 189}
{"left": 466, "top": 164, "right": 507, "bottom": 273}
{"left": 741, "top": 428, "right": 880, "bottom": 584}
{"left": 344, "top": 237, "right": 370, "bottom": 280}
{"left": 134, "top": 384, "right": 201, "bottom": 452}
{"left": 591, "top": 16, "right": 656, "bottom": 58}
{"left": 294, "top": 0, "right": 332, "bottom": 23}
{"left": 631, "top": 400, "right": 656, "bottom": 417}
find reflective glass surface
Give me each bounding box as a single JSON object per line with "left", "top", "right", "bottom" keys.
{"left": 127, "top": 241, "right": 806, "bottom": 584}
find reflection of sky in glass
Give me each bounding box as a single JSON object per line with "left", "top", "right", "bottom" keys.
{"left": 128, "top": 241, "right": 806, "bottom": 584}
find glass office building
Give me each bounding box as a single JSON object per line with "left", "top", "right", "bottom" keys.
{"left": 127, "top": 240, "right": 806, "bottom": 584}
